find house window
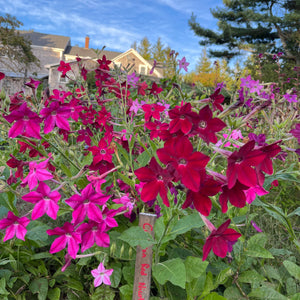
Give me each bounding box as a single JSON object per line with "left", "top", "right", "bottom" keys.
{"left": 139, "top": 65, "right": 147, "bottom": 75}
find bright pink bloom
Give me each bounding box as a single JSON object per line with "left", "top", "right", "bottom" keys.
{"left": 283, "top": 93, "right": 297, "bottom": 103}
{"left": 251, "top": 221, "right": 263, "bottom": 232}
{"left": 4, "top": 103, "right": 42, "bottom": 139}
{"left": 290, "top": 124, "right": 300, "bottom": 144}
{"left": 77, "top": 221, "right": 110, "bottom": 252}
{"left": 22, "top": 182, "right": 61, "bottom": 220}
{"left": 245, "top": 185, "right": 268, "bottom": 204}
{"left": 202, "top": 219, "right": 241, "bottom": 261}
{"left": 0, "top": 211, "right": 30, "bottom": 242}
{"left": 157, "top": 136, "right": 210, "bottom": 192}
{"left": 177, "top": 56, "right": 190, "bottom": 72}
{"left": 65, "top": 184, "right": 110, "bottom": 224}
{"left": 127, "top": 72, "right": 139, "bottom": 88}
{"left": 47, "top": 222, "right": 81, "bottom": 259}
{"left": 40, "top": 101, "right": 71, "bottom": 134}
{"left": 51, "top": 89, "right": 72, "bottom": 103}
{"left": 112, "top": 195, "right": 134, "bottom": 218}
{"left": 91, "top": 262, "right": 113, "bottom": 287}
{"left": 22, "top": 159, "right": 53, "bottom": 190}
{"left": 25, "top": 77, "right": 41, "bottom": 89}
{"left": 87, "top": 173, "right": 106, "bottom": 193}
{"left": 57, "top": 61, "right": 71, "bottom": 76}
{"left": 226, "top": 140, "right": 266, "bottom": 189}
{"left": 135, "top": 157, "right": 174, "bottom": 206}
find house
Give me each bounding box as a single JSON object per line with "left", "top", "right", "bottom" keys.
{"left": 0, "top": 31, "right": 163, "bottom": 94}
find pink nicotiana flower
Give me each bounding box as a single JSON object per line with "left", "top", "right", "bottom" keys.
{"left": 47, "top": 222, "right": 81, "bottom": 259}
{"left": 25, "top": 77, "right": 41, "bottom": 89}
{"left": 177, "top": 56, "right": 190, "bottom": 72}
{"left": 4, "top": 103, "right": 42, "bottom": 139}
{"left": 91, "top": 262, "right": 113, "bottom": 287}
{"left": 0, "top": 211, "right": 30, "bottom": 242}
{"left": 40, "top": 101, "right": 71, "bottom": 134}
{"left": 130, "top": 99, "right": 143, "bottom": 114}
{"left": 290, "top": 124, "right": 300, "bottom": 144}
{"left": 22, "top": 182, "right": 61, "bottom": 220}
{"left": 65, "top": 183, "right": 110, "bottom": 224}
{"left": 113, "top": 194, "right": 134, "bottom": 218}
{"left": 57, "top": 61, "right": 71, "bottom": 76}
{"left": 245, "top": 185, "right": 269, "bottom": 204}
{"left": 251, "top": 221, "right": 263, "bottom": 232}
{"left": 127, "top": 72, "right": 139, "bottom": 88}
{"left": 77, "top": 221, "right": 110, "bottom": 252}
{"left": 22, "top": 159, "right": 53, "bottom": 190}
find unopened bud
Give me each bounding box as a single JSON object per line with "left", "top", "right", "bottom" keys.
{"left": 0, "top": 89, "right": 6, "bottom": 101}
{"left": 120, "top": 244, "right": 125, "bottom": 258}
{"left": 128, "top": 247, "right": 133, "bottom": 259}
{"left": 110, "top": 242, "right": 116, "bottom": 256}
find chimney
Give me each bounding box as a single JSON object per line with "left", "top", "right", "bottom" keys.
{"left": 85, "top": 35, "right": 90, "bottom": 49}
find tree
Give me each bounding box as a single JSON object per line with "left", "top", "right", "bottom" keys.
{"left": 151, "top": 37, "right": 165, "bottom": 61}
{"left": 196, "top": 48, "right": 212, "bottom": 73}
{"left": 189, "top": 0, "right": 300, "bottom": 64}
{"left": 0, "top": 14, "right": 38, "bottom": 73}
{"left": 137, "top": 37, "right": 152, "bottom": 60}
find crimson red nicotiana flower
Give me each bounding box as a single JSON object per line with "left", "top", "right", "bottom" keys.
{"left": 88, "top": 139, "right": 114, "bottom": 164}
{"left": 208, "top": 88, "right": 224, "bottom": 112}
{"left": 226, "top": 140, "right": 266, "bottom": 189}
{"left": 148, "top": 82, "right": 163, "bottom": 95}
{"left": 168, "top": 102, "right": 198, "bottom": 134}
{"left": 145, "top": 120, "right": 169, "bottom": 140}
{"left": 47, "top": 222, "right": 81, "bottom": 259}
{"left": 135, "top": 157, "right": 174, "bottom": 207}
{"left": 157, "top": 136, "right": 210, "bottom": 192}
{"left": 142, "top": 103, "right": 165, "bottom": 122}
{"left": 202, "top": 219, "right": 241, "bottom": 261}
{"left": 4, "top": 103, "right": 42, "bottom": 139}
{"left": 182, "top": 173, "right": 221, "bottom": 216}
{"left": 6, "top": 154, "right": 26, "bottom": 179}
{"left": 0, "top": 211, "right": 30, "bottom": 242}
{"left": 195, "top": 105, "right": 226, "bottom": 145}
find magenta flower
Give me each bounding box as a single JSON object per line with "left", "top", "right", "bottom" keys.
{"left": 157, "top": 136, "right": 210, "bottom": 192}
{"left": 0, "top": 211, "right": 30, "bottom": 242}
{"left": 91, "top": 262, "right": 113, "bottom": 287}
{"left": 57, "top": 61, "right": 71, "bottom": 76}
{"left": 251, "top": 221, "right": 263, "bottom": 232}
{"left": 47, "top": 222, "right": 81, "bottom": 259}
{"left": 245, "top": 185, "right": 268, "bottom": 204}
{"left": 77, "top": 221, "right": 110, "bottom": 252}
{"left": 4, "top": 103, "right": 42, "bottom": 139}
{"left": 142, "top": 103, "right": 165, "bottom": 122}
{"left": 177, "top": 56, "right": 190, "bottom": 72}
{"left": 40, "top": 101, "right": 71, "bottom": 134}
{"left": 127, "top": 72, "right": 139, "bottom": 88}
{"left": 25, "top": 77, "right": 41, "bottom": 89}
{"left": 202, "top": 219, "right": 241, "bottom": 261}
{"left": 65, "top": 184, "right": 110, "bottom": 224}
{"left": 290, "top": 124, "right": 300, "bottom": 144}
{"left": 283, "top": 93, "right": 298, "bottom": 103}
{"left": 112, "top": 195, "right": 134, "bottom": 218}
{"left": 22, "top": 159, "right": 53, "bottom": 190}
{"left": 22, "top": 182, "right": 61, "bottom": 220}
{"left": 88, "top": 139, "right": 114, "bottom": 164}
{"left": 0, "top": 72, "right": 5, "bottom": 80}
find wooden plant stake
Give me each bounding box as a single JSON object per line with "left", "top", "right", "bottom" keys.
{"left": 132, "top": 213, "right": 156, "bottom": 300}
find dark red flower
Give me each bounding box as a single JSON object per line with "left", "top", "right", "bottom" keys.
{"left": 157, "top": 136, "right": 210, "bottom": 192}
{"left": 195, "top": 105, "right": 226, "bottom": 144}
{"left": 182, "top": 174, "right": 221, "bottom": 216}
{"left": 202, "top": 219, "right": 241, "bottom": 261}
{"left": 209, "top": 88, "right": 224, "bottom": 112}
{"left": 6, "top": 155, "right": 27, "bottom": 179}
{"left": 137, "top": 81, "right": 148, "bottom": 96}
{"left": 145, "top": 120, "right": 169, "bottom": 140}
{"left": 290, "top": 124, "right": 300, "bottom": 144}
{"left": 148, "top": 82, "right": 163, "bottom": 95}
{"left": 226, "top": 140, "right": 266, "bottom": 189}
{"left": 88, "top": 139, "right": 114, "bottom": 164}
{"left": 135, "top": 157, "right": 174, "bottom": 207}
{"left": 168, "top": 103, "right": 198, "bottom": 134}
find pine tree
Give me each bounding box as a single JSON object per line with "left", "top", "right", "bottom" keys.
{"left": 137, "top": 37, "right": 152, "bottom": 60}
{"left": 151, "top": 37, "right": 165, "bottom": 61}
{"left": 196, "top": 48, "right": 212, "bottom": 73}
{"left": 189, "top": 0, "right": 300, "bottom": 64}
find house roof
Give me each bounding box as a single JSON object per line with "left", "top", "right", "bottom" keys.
{"left": 64, "top": 46, "right": 122, "bottom": 60}
{"left": 19, "top": 31, "right": 70, "bottom": 50}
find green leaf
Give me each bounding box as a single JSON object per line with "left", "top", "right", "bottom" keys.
{"left": 117, "top": 172, "right": 135, "bottom": 188}
{"left": 248, "top": 287, "right": 288, "bottom": 299}
{"left": 60, "top": 163, "right": 72, "bottom": 177}
{"left": 29, "top": 278, "right": 48, "bottom": 300}
{"left": 246, "top": 246, "right": 274, "bottom": 259}
{"left": 81, "top": 152, "right": 93, "bottom": 166}
{"left": 203, "top": 292, "right": 226, "bottom": 300}
{"left": 0, "top": 278, "right": 9, "bottom": 296}
{"left": 47, "top": 288, "right": 61, "bottom": 300}
{"left": 290, "top": 293, "right": 300, "bottom": 300}
{"left": 0, "top": 192, "right": 17, "bottom": 214}
{"left": 238, "top": 270, "right": 266, "bottom": 284}
{"left": 169, "top": 212, "right": 204, "bottom": 236}
{"left": 184, "top": 256, "right": 208, "bottom": 283}
{"left": 26, "top": 221, "right": 50, "bottom": 244}
{"left": 91, "top": 285, "right": 115, "bottom": 300}
{"left": 283, "top": 260, "right": 300, "bottom": 280}
{"left": 224, "top": 286, "right": 243, "bottom": 300}
{"left": 286, "top": 277, "right": 297, "bottom": 296}
{"left": 65, "top": 278, "right": 83, "bottom": 291}
{"left": 30, "top": 252, "right": 53, "bottom": 260}
{"left": 215, "top": 267, "right": 233, "bottom": 286}
{"left": 153, "top": 258, "right": 186, "bottom": 289}
{"left": 135, "top": 147, "right": 151, "bottom": 168}
{"left": 288, "top": 207, "right": 300, "bottom": 218}
{"left": 119, "top": 284, "right": 133, "bottom": 300}
{"left": 118, "top": 226, "right": 155, "bottom": 249}
{"left": 201, "top": 271, "right": 214, "bottom": 297}
{"left": 247, "top": 233, "right": 268, "bottom": 248}
{"left": 110, "top": 262, "right": 122, "bottom": 288}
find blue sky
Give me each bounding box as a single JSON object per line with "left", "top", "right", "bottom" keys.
{"left": 2, "top": 0, "right": 224, "bottom": 71}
